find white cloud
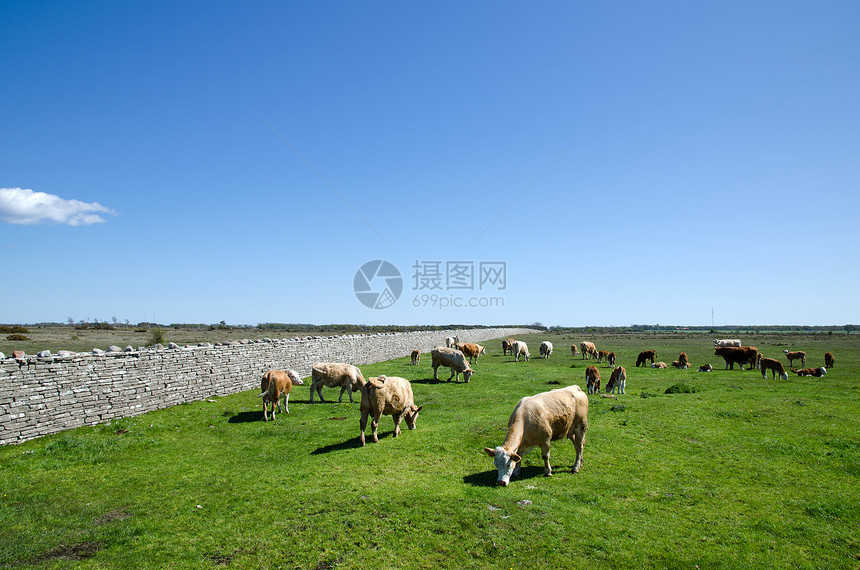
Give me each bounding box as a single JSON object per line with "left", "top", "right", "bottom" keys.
{"left": 0, "top": 187, "right": 116, "bottom": 226}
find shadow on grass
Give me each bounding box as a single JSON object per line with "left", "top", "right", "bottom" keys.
{"left": 227, "top": 411, "right": 262, "bottom": 423}
{"left": 411, "top": 377, "right": 461, "bottom": 385}
{"left": 311, "top": 431, "right": 394, "bottom": 454}
{"left": 463, "top": 466, "right": 554, "bottom": 487}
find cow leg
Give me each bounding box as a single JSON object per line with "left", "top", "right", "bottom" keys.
{"left": 316, "top": 385, "right": 326, "bottom": 403}
{"left": 346, "top": 386, "right": 354, "bottom": 403}
{"left": 570, "top": 422, "right": 587, "bottom": 473}
{"left": 392, "top": 413, "right": 403, "bottom": 438}
{"left": 262, "top": 401, "right": 269, "bottom": 421}
{"left": 540, "top": 441, "right": 553, "bottom": 477}
{"left": 371, "top": 414, "right": 380, "bottom": 443}
{"left": 433, "top": 365, "right": 439, "bottom": 381}
{"left": 359, "top": 410, "right": 369, "bottom": 446}
{"left": 338, "top": 386, "right": 346, "bottom": 402}
{"left": 447, "top": 368, "right": 455, "bottom": 382}
{"left": 283, "top": 392, "right": 290, "bottom": 414}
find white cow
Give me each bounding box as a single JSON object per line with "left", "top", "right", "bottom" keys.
{"left": 714, "top": 339, "right": 742, "bottom": 347}
{"left": 310, "top": 362, "right": 366, "bottom": 403}
{"left": 359, "top": 375, "right": 422, "bottom": 446}
{"left": 512, "top": 341, "right": 530, "bottom": 362}
{"left": 539, "top": 341, "right": 553, "bottom": 359}
{"left": 430, "top": 346, "right": 474, "bottom": 382}
{"left": 483, "top": 385, "right": 588, "bottom": 486}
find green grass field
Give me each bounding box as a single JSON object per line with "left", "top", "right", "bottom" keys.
{"left": 1, "top": 332, "right": 858, "bottom": 568}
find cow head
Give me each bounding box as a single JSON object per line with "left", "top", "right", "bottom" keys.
{"left": 463, "top": 368, "right": 475, "bottom": 382}
{"left": 404, "top": 404, "right": 423, "bottom": 429}
{"left": 483, "top": 446, "right": 522, "bottom": 486}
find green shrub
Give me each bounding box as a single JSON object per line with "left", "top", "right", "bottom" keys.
{"left": 5, "top": 334, "right": 30, "bottom": 341}
{"left": 149, "top": 327, "right": 165, "bottom": 345}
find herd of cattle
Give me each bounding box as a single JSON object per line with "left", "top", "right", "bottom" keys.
{"left": 256, "top": 335, "right": 835, "bottom": 486}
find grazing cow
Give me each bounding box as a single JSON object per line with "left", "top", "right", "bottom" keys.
{"left": 793, "top": 367, "right": 827, "bottom": 377}
{"left": 824, "top": 352, "right": 835, "bottom": 369}
{"left": 513, "top": 341, "right": 531, "bottom": 362}
{"left": 635, "top": 350, "right": 657, "bottom": 367}
{"left": 445, "top": 336, "right": 456, "bottom": 348}
{"left": 483, "top": 385, "right": 588, "bottom": 486}
{"left": 580, "top": 341, "right": 598, "bottom": 360}
{"left": 502, "top": 338, "right": 516, "bottom": 356}
{"left": 259, "top": 369, "right": 302, "bottom": 421}
{"left": 585, "top": 365, "right": 601, "bottom": 393}
{"left": 651, "top": 362, "right": 667, "bottom": 369}
{"left": 430, "top": 346, "right": 474, "bottom": 382}
{"left": 714, "top": 339, "right": 742, "bottom": 347}
{"left": 540, "top": 341, "right": 554, "bottom": 359}
{"left": 606, "top": 352, "right": 616, "bottom": 367}
{"left": 605, "top": 366, "right": 627, "bottom": 395}
{"left": 597, "top": 350, "right": 609, "bottom": 363}
{"left": 714, "top": 346, "right": 758, "bottom": 370}
{"left": 460, "top": 343, "right": 486, "bottom": 365}
{"left": 784, "top": 350, "right": 806, "bottom": 367}
{"left": 698, "top": 364, "right": 713, "bottom": 372}
{"left": 359, "top": 375, "right": 422, "bottom": 446}
{"left": 759, "top": 357, "right": 788, "bottom": 381}
{"left": 310, "top": 362, "right": 366, "bottom": 404}
{"left": 570, "top": 344, "right": 579, "bottom": 357}
{"left": 411, "top": 350, "right": 420, "bottom": 366}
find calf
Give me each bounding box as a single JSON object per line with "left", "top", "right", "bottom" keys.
{"left": 483, "top": 385, "right": 588, "bottom": 486}
{"left": 411, "top": 350, "right": 420, "bottom": 366}
{"left": 606, "top": 352, "right": 616, "bottom": 367}
{"left": 714, "top": 346, "right": 758, "bottom": 370}
{"left": 824, "top": 352, "right": 835, "bottom": 368}
{"left": 540, "top": 341, "right": 554, "bottom": 359}
{"left": 793, "top": 367, "right": 827, "bottom": 377}
{"left": 502, "top": 338, "right": 516, "bottom": 356}
{"left": 605, "top": 366, "right": 626, "bottom": 395}
{"left": 359, "top": 375, "right": 422, "bottom": 446}
{"left": 430, "top": 346, "right": 474, "bottom": 382}
{"left": 310, "top": 362, "right": 366, "bottom": 403}
{"left": 597, "top": 350, "right": 609, "bottom": 363}
{"left": 759, "top": 357, "right": 788, "bottom": 381}
{"left": 585, "top": 365, "right": 601, "bottom": 393}
{"left": 635, "top": 350, "right": 657, "bottom": 367}
{"left": 784, "top": 350, "right": 806, "bottom": 367}
{"left": 651, "top": 362, "right": 667, "bottom": 369}
{"left": 259, "top": 369, "right": 302, "bottom": 421}
{"left": 570, "top": 344, "right": 578, "bottom": 357}
{"left": 678, "top": 352, "right": 690, "bottom": 369}
{"left": 698, "top": 364, "right": 713, "bottom": 372}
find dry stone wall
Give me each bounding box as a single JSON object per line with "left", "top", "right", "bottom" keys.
{"left": 0, "top": 327, "right": 534, "bottom": 445}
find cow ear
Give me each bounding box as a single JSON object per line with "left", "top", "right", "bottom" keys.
{"left": 413, "top": 405, "right": 423, "bottom": 413}
{"left": 483, "top": 447, "right": 497, "bottom": 457}
{"left": 511, "top": 452, "right": 522, "bottom": 462}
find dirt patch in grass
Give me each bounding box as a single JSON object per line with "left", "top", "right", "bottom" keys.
{"left": 25, "top": 541, "right": 103, "bottom": 564}
{"left": 95, "top": 507, "right": 132, "bottom": 524}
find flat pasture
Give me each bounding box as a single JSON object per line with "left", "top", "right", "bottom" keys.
{"left": 1, "top": 332, "right": 858, "bottom": 568}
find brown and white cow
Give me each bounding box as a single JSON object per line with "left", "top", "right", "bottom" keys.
{"left": 784, "top": 350, "right": 806, "bottom": 367}
{"left": 259, "top": 369, "right": 303, "bottom": 421}
{"left": 606, "top": 352, "right": 616, "bottom": 367}
{"left": 539, "top": 341, "right": 554, "bottom": 359}
{"left": 605, "top": 366, "right": 627, "bottom": 395}
{"left": 651, "top": 362, "right": 668, "bottom": 369}
{"left": 759, "top": 357, "right": 788, "bottom": 381}
{"left": 502, "top": 338, "right": 516, "bottom": 356}
{"left": 597, "top": 350, "right": 609, "bottom": 363}
{"left": 792, "top": 367, "right": 827, "bottom": 377}
{"left": 359, "top": 375, "right": 422, "bottom": 446}
{"left": 483, "top": 385, "right": 588, "bottom": 486}
{"left": 585, "top": 365, "right": 601, "bottom": 393}
{"left": 635, "top": 350, "right": 657, "bottom": 367}
{"left": 698, "top": 364, "right": 713, "bottom": 372}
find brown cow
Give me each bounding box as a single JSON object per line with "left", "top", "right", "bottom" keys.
{"left": 607, "top": 352, "right": 616, "bottom": 367}
{"left": 784, "top": 350, "right": 806, "bottom": 367}
{"left": 759, "top": 357, "right": 788, "bottom": 380}
{"left": 259, "top": 369, "right": 302, "bottom": 421}
{"left": 570, "top": 344, "right": 579, "bottom": 357}
{"left": 460, "top": 343, "right": 486, "bottom": 364}
{"left": 678, "top": 352, "right": 690, "bottom": 369}
{"left": 824, "top": 352, "right": 835, "bottom": 369}
{"left": 502, "top": 338, "right": 516, "bottom": 356}
{"left": 635, "top": 350, "right": 657, "bottom": 367}
{"left": 597, "top": 350, "right": 609, "bottom": 363}
{"left": 714, "top": 346, "right": 758, "bottom": 370}
{"left": 411, "top": 350, "right": 420, "bottom": 366}
{"left": 585, "top": 365, "right": 601, "bottom": 394}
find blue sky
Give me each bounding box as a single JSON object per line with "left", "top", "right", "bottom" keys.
{"left": 2, "top": 1, "right": 858, "bottom": 327}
